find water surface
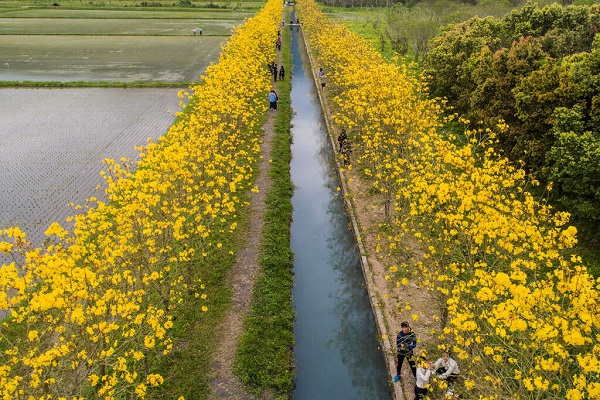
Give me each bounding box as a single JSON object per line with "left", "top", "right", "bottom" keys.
{"left": 290, "top": 25, "right": 392, "bottom": 400}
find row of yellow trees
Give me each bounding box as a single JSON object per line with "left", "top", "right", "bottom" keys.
{"left": 0, "top": 1, "right": 281, "bottom": 398}
{"left": 297, "top": 0, "right": 599, "bottom": 398}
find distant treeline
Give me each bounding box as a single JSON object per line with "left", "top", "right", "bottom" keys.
{"left": 423, "top": 2, "right": 600, "bottom": 241}
{"left": 321, "top": 0, "right": 575, "bottom": 8}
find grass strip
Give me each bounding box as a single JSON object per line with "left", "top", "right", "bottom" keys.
{"left": 235, "top": 14, "right": 295, "bottom": 398}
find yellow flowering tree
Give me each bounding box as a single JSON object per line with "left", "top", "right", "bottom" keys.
{"left": 297, "top": 0, "right": 600, "bottom": 398}
{"left": 0, "top": 0, "right": 283, "bottom": 398}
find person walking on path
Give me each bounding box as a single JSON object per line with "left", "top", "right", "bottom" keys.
{"left": 318, "top": 67, "right": 326, "bottom": 90}
{"left": 394, "top": 321, "right": 417, "bottom": 382}
{"left": 272, "top": 63, "right": 278, "bottom": 82}
{"left": 337, "top": 128, "right": 347, "bottom": 152}
{"left": 415, "top": 357, "right": 434, "bottom": 399}
{"left": 269, "top": 61, "right": 275, "bottom": 77}
{"left": 268, "top": 89, "right": 278, "bottom": 111}
{"left": 340, "top": 140, "right": 352, "bottom": 166}
{"left": 279, "top": 65, "right": 285, "bottom": 81}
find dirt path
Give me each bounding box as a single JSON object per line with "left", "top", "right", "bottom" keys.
{"left": 206, "top": 45, "right": 282, "bottom": 400}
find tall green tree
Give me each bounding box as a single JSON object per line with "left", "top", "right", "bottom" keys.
{"left": 548, "top": 107, "right": 600, "bottom": 238}
{"left": 424, "top": 2, "right": 600, "bottom": 234}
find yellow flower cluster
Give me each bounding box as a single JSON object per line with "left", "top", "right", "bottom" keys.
{"left": 297, "top": 0, "right": 600, "bottom": 398}
{"left": 0, "top": 1, "right": 282, "bottom": 398}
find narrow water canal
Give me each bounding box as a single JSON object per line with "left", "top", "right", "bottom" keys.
{"left": 289, "top": 26, "right": 393, "bottom": 400}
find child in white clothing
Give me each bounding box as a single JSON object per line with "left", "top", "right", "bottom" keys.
{"left": 415, "top": 357, "right": 434, "bottom": 399}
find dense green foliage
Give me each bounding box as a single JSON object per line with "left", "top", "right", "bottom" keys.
{"left": 325, "top": 0, "right": 562, "bottom": 63}
{"left": 319, "top": 0, "right": 576, "bottom": 10}
{"left": 423, "top": 2, "right": 600, "bottom": 240}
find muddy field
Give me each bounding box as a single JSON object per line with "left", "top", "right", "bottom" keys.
{"left": 1, "top": 35, "right": 225, "bottom": 82}
{"left": 0, "top": 8, "right": 249, "bottom": 82}
{"left": 0, "top": 88, "right": 183, "bottom": 245}
{"left": 0, "top": 17, "right": 241, "bottom": 36}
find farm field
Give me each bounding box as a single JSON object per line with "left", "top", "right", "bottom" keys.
{"left": 0, "top": 87, "right": 183, "bottom": 245}
{"left": 0, "top": 7, "right": 248, "bottom": 83}
{"left": 0, "top": 34, "right": 224, "bottom": 82}
{"left": 0, "top": 17, "right": 241, "bottom": 35}
{"left": 0, "top": 8, "right": 255, "bottom": 19}
{"left": 0, "top": 7, "right": 235, "bottom": 240}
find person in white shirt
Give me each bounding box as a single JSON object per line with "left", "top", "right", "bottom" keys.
{"left": 415, "top": 357, "right": 434, "bottom": 399}
{"left": 318, "top": 68, "right": 326, "bottom": 90}
{"left": 434, "top": 350, "right": 460, "bottom": 384}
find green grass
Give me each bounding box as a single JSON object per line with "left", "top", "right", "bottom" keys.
{"left": 235, "top": 13, "right": 295, "bottom": 398}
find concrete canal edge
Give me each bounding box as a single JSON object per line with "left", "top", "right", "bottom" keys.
{"left": 298, "top": 25, "right": 404, "bottom": 400}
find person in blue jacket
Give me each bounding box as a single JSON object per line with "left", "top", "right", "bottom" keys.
{"left": 268, "top": 89, "right": 278, "bottom": 111}
{"left": 394, "top": 321, "right": 417, "bottom": 382}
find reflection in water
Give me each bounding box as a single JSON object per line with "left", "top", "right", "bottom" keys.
{"left": 290, "top": 23, "right": 391, "bottom": 400}
{"left": 327, "top": 194, "right": 389, "bottom": 396}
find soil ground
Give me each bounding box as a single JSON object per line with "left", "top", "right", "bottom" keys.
{"left": 0, "top": 88, "right": 179, "bottom": 246}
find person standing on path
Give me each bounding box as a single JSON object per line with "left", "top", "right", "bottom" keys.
{"left": 268, "top": 89, "right": 278, "bottom": 111}
{"left": 337, "top": 128, "right": 347, "bottom": 152}
{"left": 318, "top": 67, "right": 326, "bottom": 90}
{"left": 279, "top": 65, "right": 285, "bottom": 81}
{"left": 394, "top": 321, "right": 417, "bottom": 382}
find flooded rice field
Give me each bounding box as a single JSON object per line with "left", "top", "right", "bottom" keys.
{"left": 0, "top": 35, "right": 224, "bottom": 82}
{"left": 0, "top": 18, "right": 241, "bottom": 36}
{"left": 0, "top": 10, "right": 238, "bottom": 82}
{"left": 0, "top": 88, "right": 182, "bottom": 246}
{"left": 0, "top": 8, "right": 255, "bottom": 20}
